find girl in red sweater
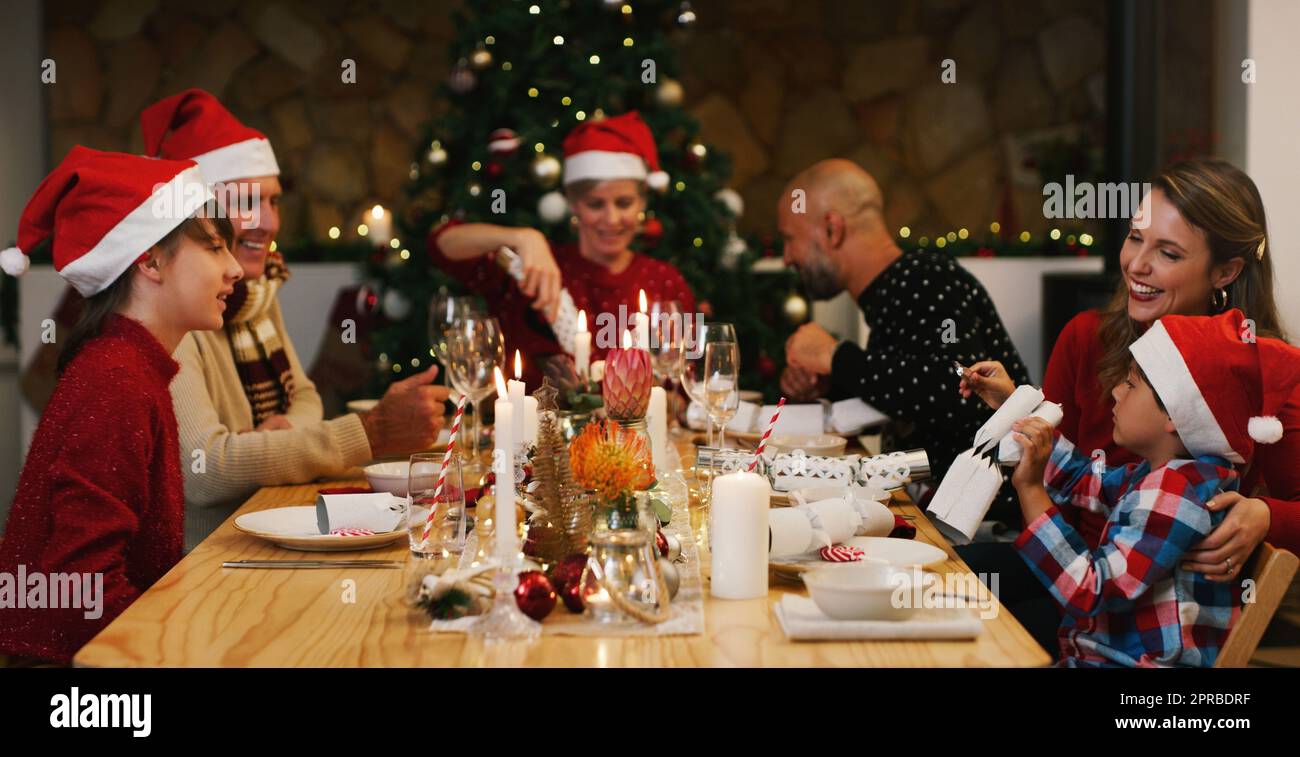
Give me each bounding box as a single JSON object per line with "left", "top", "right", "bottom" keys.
{"left": 958, "top": 158, "right": 1291, "bottom": 653}
{"left": 0, "top": 147, "right": 241, "bottom": 664}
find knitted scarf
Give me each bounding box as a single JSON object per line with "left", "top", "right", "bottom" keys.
{"left": 223, "top": 251, "right": 294, "bottom": 426}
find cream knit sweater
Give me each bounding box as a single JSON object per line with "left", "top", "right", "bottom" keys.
{"left": 172, "top": 298, "right": 372, "bottom": 551}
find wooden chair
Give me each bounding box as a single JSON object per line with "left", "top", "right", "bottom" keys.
{"left": 1215, "top": 543, "right": 1299, "bottom": 667}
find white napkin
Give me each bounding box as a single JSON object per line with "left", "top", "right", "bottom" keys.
{"left": 315, "top": 492, "right": 405, "bottom": 534}
{"left": 829, "top": 397, "right": 890, "bottom": 433}
{"left": 773, "top": 595, "right": 983, "bottom": 641}
{"left": 762, "top": 402, "right": 824, "bottom": 436}
{"left": 686, "top": 400, "right": 759, "bottom": 433}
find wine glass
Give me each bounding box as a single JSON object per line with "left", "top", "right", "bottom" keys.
{"left": 681, "top": 321, "right": 737, "bottom": 446}
{"left": 445, "top": 315, "right": 504, "bottom": 469}
{"left": 428, "top": 294, "right": 482, "bottom": 396}
{"left": 648, "top": 300, "right": 684, "bottom": 430}
{"left": 703, "top": 341, "right": 740, "bottom": 448}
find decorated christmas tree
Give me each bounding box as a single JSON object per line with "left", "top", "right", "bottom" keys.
{"left": 362, "top": 0, "right": 794, "bottom": 398}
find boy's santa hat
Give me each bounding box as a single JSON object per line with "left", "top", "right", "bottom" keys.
{"left": 561, "top": 111, "right": 668, "bottom": 190}
{"left": 1, "top": 146, "right": 212, "bottom": 296}
{"left": 1130, "top": 308, "right": 1300, "bottom": 464}
{"left": 141, "top": 88, "right": 279, "bottom": 184}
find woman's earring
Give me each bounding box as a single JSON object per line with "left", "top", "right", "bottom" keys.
{"left": 1213, "top": 287, "right": 1229, "bottom": 311}
{"left": 637, "top": 211, "right": 646, "bottom": 223}
{"left": 569, "top": 215, "right": 578, "bottom": 228}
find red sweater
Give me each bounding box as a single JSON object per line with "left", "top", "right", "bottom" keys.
{"left": 1043, "top": 309, "right": 1300, "bottom": 551}
{"left": 429, "top": 223, "right": 696, "bottom": 386}
{"left": 0, "top": 315, "right": 184, "bottom": 663}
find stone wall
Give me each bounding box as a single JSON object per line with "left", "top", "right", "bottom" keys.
{"left": 44, "top": 0, "right": 1111, "bottom": 243}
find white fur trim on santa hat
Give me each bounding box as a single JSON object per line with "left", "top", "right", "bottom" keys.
{"left": 1249, "top": 415, "right": 1284, "bottom": 444}
{"left": 646, "top": 170, "right": 669, "bottom": 191}
{"left": 1130, "top": 319, "right": 1244, "bottom": 463}
{"left": 564, "top": 150, "right": 647, "bottom": 185}
{"left": 59, "top": 165, "right": 214, "bottom": 297}
{"left": 1, "top": 246, "right": 28, "bottom": 277}
{"left": 192, "top": 137, "right": 280, "bottom": 185}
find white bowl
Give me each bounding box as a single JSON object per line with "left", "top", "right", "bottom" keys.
{"left": 803, "top": 563, "right": 917, "bottom": 621}
{"left": 769, "top": 433, "right": 847, "bottom": 457}
{"left": 346, "top": 399, "right": 380, "bottom": 414}
{"left": 364, "top": 461, "right": 411, "bottom": 497}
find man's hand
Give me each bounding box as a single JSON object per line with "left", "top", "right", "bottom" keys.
{"left": 251, "top": 414, "right": 292, "bottom": 432}
{"left": 780, "top": 364, "right": 829, "bottom": 402}
{"left": 359, "top": 365, "right": 449, "bottom": 457}
{"left": 785, "top": 323, "right": 839, "bottom": 376}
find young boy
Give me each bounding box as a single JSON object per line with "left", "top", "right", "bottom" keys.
{"left": 1010, "top": 309, "right": 1300, "bottom": 667}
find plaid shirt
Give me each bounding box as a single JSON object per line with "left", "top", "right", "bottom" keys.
{"left": 1014, "top": 435, "right": 1240, "bottom": 667}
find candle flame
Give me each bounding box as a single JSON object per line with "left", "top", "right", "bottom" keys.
{"left": 621, "top": 329, "right": 632, "bottom": 349}
{"left": 494, "top": 366, "right": 507, "bottom": 397}
{"left": 578, "top": 309, "right": 587, "bottom": 331}
{"left": 514, "top": 349, "right": 522, "bottom": 380}
{"left": 639, "top": 289, "right": 647, "bottom": 313}
{"left": 371, "top": 204, "right": 385, "bottom": 220}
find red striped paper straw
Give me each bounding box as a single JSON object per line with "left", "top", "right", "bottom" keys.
{"left": 419, "top": 395, "right": 466, "bottom": 550}
{"left": 748, "top": 397, "right": 785, "bottom": 472}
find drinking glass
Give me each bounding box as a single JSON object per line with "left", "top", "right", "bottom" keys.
{"left": 648, "top": 299, "right": 684, "bottom": 430}
{"left": 703, "top": 341, "right": 740, "bottom": 448}
{"left": 445, "top": 315, "right": 504, "bottom": 469}
{"left": 407, "top": 452, "right": 467, "bottom": 558}
{"left": 681, "top": 321, "right": 737, "bottom": 446}
{"left": 428, "top": 294, "right": 482, "bottom": 396}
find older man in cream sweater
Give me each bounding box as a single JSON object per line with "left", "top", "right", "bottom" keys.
{"left": 142, "top": 89, "right": 448, "bottom": 550}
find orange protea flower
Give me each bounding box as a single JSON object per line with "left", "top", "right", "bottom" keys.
{"left": 569, "top": 420, "right": 654, "bottom": 500}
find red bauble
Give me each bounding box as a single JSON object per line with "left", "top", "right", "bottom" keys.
{"left": 757, "top": 353, "right": 776, "bottom": 379}
{"left": 641, "top": 217, "right": 664, "bottom": 245}
{"left": 485, "top": 160, "right": 504, "bottom": 179}
{"left": 548, "top": 553, "right": 587, "bottom": 595}
{"left": 699, "top": 300, "right": 713, "bottom": 318}
{"left": 655, "top": 529, "right": 669, "bottom": 558}
{"left": 560, "top": 579, "right": 586, "bottom": 613}
{"left": 514, "top": 570, "right": 557, "bottom": 621}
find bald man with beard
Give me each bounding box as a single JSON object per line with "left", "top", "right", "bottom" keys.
{"left": 778, "top": 159, "right": 1031, "bottom": 517}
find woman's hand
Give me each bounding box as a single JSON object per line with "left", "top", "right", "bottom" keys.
{"left": 1181, "top": 492, "right": 1271, "bottom": 583}
{"left": 511, "top": 228, "right": 562, "bottom": 323}
{"left": 958, "top": 360, "right": 1016, "bottom": 409}
{"left": 1010, "top": 417, "right": 1054, "bottom": 492}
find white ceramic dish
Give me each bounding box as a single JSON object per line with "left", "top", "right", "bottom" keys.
{"left": 767, "top": 433, "right": 848, "bottom": 457}
{"left": 803, "top": 563, "right": 919, "bottom": 620}
{"left": 234, "top": 506, "right": 406, "bottom": 552}
{"left": 768, "top": 536, "right": 948, "bottom": 578}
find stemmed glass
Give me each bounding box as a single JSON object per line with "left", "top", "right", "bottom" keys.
{"left": 703, "top": 341, "right": 740, "bottom": 449}
{"left": 681, "top": 321, "right": 737, "bottom": 446}
{"left": 445, "top": 315, "right": 504, "bottom": 472}
{"left": 648, "top": 299, "right": 684, "bottom": 431}
{"left": 428, "top": 294, "right": 482, "bottom": 398}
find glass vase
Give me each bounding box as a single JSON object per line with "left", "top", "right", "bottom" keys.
{"left": 581, "top": 490, "right": 671, "bottom": 625}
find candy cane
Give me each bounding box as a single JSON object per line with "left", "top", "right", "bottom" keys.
{"left": 419, "top": 395, "right": 466, "bottom": 550}
{"left": 748, "top": 397, "right": 785, "bottom": 472}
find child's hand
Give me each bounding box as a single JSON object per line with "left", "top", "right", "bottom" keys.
{"left": 1010, "top": 417, "right": 1054, "bottom": 491}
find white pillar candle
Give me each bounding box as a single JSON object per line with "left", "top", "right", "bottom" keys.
{"left": 574, "top": 310, "right": 592, "bottom": 381}
{"left": 647, "top": 386, "right": 667, "bottom": 472}
{"left": 493, "top": 368, "right": 517, "bottom": 561}
{"left": 509, "top": 350, "right": 527, "bottom": 447}
{"left": 365, "top": 204, "right": 393, "bottom": 245}
{"left": 710, "top": 470, "right": 771, "bottom": 599}
{"left": 635, "top": 289, "right": 650, "bottom": 350}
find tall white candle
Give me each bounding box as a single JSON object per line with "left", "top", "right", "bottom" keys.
{"left": 635, "top": 289, "right": 650, "bottom": 350}
{"left": 647, "top": 386, "right": 667, "bottom": 472}
{"left": 366, "top": 204, "right": 393, "bottom": 246}
{"left": 493, "top": 367, "right": 517, "bottom": 561}
{"left": 509, "top": 350, "right": 526, "bottom": 447}
{"left": 710, "top": 470, "right": 770, "bottom": 599}
{"left": 574, "top": 310, "right": 592, "bottom": 381}
{"left": 522, "top": 396, "right": 538, "bottom": 446}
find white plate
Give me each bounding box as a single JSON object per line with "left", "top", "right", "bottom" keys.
{"left": 234, "top": 506, "right": 406, "bottom": 552}
{"left": 346, "top": 399, "right": 380, "bottom": 413}
{"left": 769, "top": 536, "right": 948, "bottom": 577}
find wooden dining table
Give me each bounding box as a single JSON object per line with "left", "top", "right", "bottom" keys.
{"left": 74, "top": 440, "right": 1051, "bottom": 668}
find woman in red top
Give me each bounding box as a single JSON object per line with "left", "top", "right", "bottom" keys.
{"left": 0, "top": 148, "right": 241, "bottom": 664}
{"left": 429, "top": 112, "right": 696, "bottom": 386}
{"left": 958, "top": 158, "right": 1291, "bottom": 652}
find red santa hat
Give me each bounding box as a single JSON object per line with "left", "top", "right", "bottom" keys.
{"left": 140, "top": 88, "right": 279, "bottom": 184}
{"left": 1130, "top": 308, "right": 1300, "bottom": 464}
{"left": 1, "top": 146, "right": 212, "bottom": 297}
{"left": 561, "top": 111, "right": 668, "bottom": 190}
